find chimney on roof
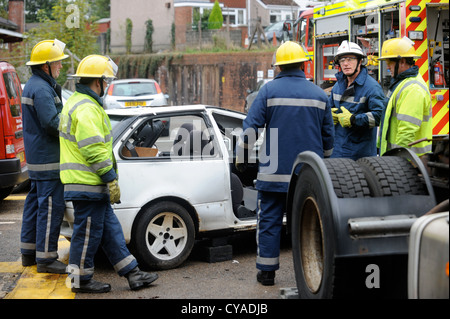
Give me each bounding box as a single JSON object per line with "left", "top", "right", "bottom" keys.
{"left": 8, "top": 0, "right": 25, "bottom": 33}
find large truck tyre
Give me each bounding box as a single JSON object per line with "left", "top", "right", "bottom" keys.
{"left": 291, "top": 158, "right": 370, "bottom": 299}
{"left": 289, "top": 151, "right": 436, "bottom": 299}
{"left": 357, "top": 156, "right": 426, "bottom": 197}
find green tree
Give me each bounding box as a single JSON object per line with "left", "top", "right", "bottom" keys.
{"left": 171, "top": 22, "right": 176, "bottom": 50}
{"left": 193, "top": 8, "right": 211, "bottom": 30}
{"left": 144, "top": 19, "right": 154, "bottom": 53}
{"left": 126, "top": 18, "right": 132, "bottom": 54}
{"left": 25, "top": 0, "right": 58, "bottom": 23}
{"left": 0, "top": 0, "right": 8, "bottom": 19}
{"left": 25, "top": 0, "right": 100, "bottom": 85}
{"left": 89, "top": 0, "right": 110, "bottom": 20}
{"left": 208, "top": 0, "right": 223, "bottom": 30}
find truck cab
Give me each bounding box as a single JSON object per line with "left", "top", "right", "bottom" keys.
{"left": 0, "top": 61, "right": 28, "bottom": 201}
{"left": 294, "top": 1, "right": 449, "bottom": 136}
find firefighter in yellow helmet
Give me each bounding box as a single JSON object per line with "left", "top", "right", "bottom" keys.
{"left": 377, "top": 37, "right": 432, "bottom": 159}
{"left": 59, "top": 55, "right": 158, "bottom": 293}
{"left": 235, "top": 41, "right": 334, "bottom": 285}
{"left": 21, "top": 39, "right": 69, "bottom": 273}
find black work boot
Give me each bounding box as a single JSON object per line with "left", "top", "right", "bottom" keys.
{"left": 71, "top": 279, "right": 111, "bottom": 293}
{"left": 257, "top": 270, "right": 275, "bottom": 286}
{"left": 125, "top": 267, "right": 159, "bottom": 291}
{"left": 22, "top": 254, "right": 36, "bottom": 267}
{"left": 36, "top": 260, "right": 67, "bottom": 274}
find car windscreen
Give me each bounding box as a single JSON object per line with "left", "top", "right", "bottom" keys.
{"left": 112, "top": 82, "right": 157, "bottom": 97}
{"left": 3, "top": 72, "right": 21, "bottom": 117}
{"left": 265, "top": 21, "right": 283, "bottom": 32}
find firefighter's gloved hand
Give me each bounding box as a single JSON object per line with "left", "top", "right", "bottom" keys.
{"left": 338, "top": 106, "right": 354, "bottom": 128}
{"left": 235, "top": 155, "right": 248, "bottom": 173}
{"left": 331, "top": 108, "right": 339, "bottom": 125}
{"left": 107, "top": 179, "right": 121, "bottom": 204}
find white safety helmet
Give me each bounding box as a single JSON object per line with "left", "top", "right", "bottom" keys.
{"left": 334, "top": 41, "right": 366, "bottom": 65}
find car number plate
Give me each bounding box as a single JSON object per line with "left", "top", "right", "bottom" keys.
{"left": 125, "top": 101, "right": 146, "bottom": 107}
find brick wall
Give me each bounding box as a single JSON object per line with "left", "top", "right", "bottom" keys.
{"left": 8, "top": 0, "right": 24, "bottom": 33}
{"left": 174, "top": 6, "right": 191, "bottom": 49}
{"left": 169, "top": 51, "right": 276, "bottom": 112}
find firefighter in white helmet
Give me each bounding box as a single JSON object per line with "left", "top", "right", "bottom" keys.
{"left": 329, "top": 40, "right": 385, "bottom": 160}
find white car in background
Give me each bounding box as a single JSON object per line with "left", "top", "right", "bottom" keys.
{"left": 61, "top": 105, "right": 263, "bottom": 270}
{"left": 103, "top": 78, "right": 169, "bottom": 109}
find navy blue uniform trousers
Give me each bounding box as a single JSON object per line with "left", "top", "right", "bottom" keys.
{"left": 256, "top": 191, "right": 287, "bottom": 271}
{"left": 20, "top": 179, "right": 65, "bottom": 264}
{"left": 68, "top": 200, "right": 137, "bottom": 282}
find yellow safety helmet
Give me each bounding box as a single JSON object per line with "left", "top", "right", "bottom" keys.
{"left": 377, "top": 37, "right": 421, "bottom": 60}
{"left": 274, "top": 41, "right": 310, "bottom": 66}
{"left": 26, "top": 39, "right": 69, "bottom": 66}
{"left": 71, "top": 55, "right": 118, "bottom": 82}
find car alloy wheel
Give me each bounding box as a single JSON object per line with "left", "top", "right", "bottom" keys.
{"left": 146, "top": 212, "right": 188, "bottom": 260}
{"left": 132, "top": 201, "right": 195, "bottom": 270}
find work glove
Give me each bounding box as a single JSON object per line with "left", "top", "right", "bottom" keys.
{"left": 107, "top": 179, "right": 121, "bottom": 204}
{"left": 331, "top": 108, "right": 339, "bottom": 125}
{"left": 338, "top": 106, "right": 354, "bottom": 128}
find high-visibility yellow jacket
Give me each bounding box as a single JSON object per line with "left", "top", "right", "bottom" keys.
{"left": 378, "top": 72, "right": 432, "bottom": 157}
{"left": 59, "top": 89, "right": 117, "bottom": 201}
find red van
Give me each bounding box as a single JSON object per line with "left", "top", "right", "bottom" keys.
{"left": 0, "top": 61, "right": 28, "bottom": 202}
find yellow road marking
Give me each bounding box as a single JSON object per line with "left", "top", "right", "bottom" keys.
{"left": 0, "top": 261, "right": 24, "bottom": 274}
{"left": 4, "top": 194, "right": 27, "bottom": 201}
{"left": 4, "top": 265, "right": 75, "bottom": 299}
{"left": 1, "top": 237, "right": 75, "bottom": 299}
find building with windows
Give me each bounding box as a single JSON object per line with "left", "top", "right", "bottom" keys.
{"left": 110, "top": 0, "right": 174, "bottom": 53}
{"left": 109, "top": 0, "right": 317, "bottom": 53}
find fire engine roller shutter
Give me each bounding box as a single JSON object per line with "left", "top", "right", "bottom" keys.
{"left": 406, "top": 0, "right": 449, "bottom": 135}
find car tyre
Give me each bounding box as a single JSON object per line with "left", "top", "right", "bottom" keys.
{"left": 132, "top": 201, "right": 195, "bottom": 270}
{"left": 0, "top": 186, "right": 13, "bottom": 202}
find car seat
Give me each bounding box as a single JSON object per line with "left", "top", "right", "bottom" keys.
{"left": 124, "top": 120, "right": 165, "bottom": 157}
{"left": 183, "top": 130, "right": 215, "bottom": 157}
{"left": 230, "top": 173, "right": 255, "bottom": 218}
{"left": 135, "top": 120, "right": 165, "bottom": 147}
{"left": 172, "top": 123, "right": 194, "bottom": 156}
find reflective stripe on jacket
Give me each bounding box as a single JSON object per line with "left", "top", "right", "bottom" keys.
{"left": 329, "top": 66, "right": 385, "bottom": 160}
{"left": 22, "top": 70, "right": 63, "bottom": 180}
{"left": 378, "top": 73, "right": 432, "bottom": 157}
{"left": 59, "top": 90, "right": 117, "bottom": 201}
{"left": 238, "top": 68, "right": 334, "bottom": 192}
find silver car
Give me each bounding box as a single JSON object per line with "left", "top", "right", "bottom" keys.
{"left": 61, "top": 105, "right": 264, "bottom": 270}
{"left": 103, "top": 78, "right": 169, "bottom": 109}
